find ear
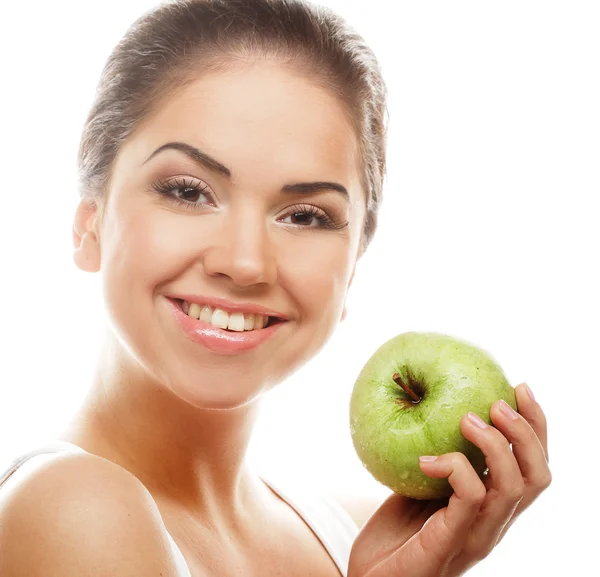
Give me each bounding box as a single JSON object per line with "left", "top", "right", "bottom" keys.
{"left": 73, "top": 199, "right": 101, "bottom": 273}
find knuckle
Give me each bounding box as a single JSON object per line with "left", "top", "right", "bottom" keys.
{"left": 450, "top": 452, "right": 469, "bottom": 467}
{"left": 479, "top": 546, "right": 494, "bottom": 561}
{"left": 471, "top": 484, "right": 487, "bottom": 504}
{"left": 494, "top": 430, "right": 512, "bottom": 450}
{"left": 506, "top": 480, "right": 526, "bottom": 502}
{"left": 539, "top": 471, "right": 553, "bottom": 490}
{"left": 471, "top": 544, "right": 494, "bottom": 562}
{"left": 485, "top": 425, "right": 511, "bottom": 449}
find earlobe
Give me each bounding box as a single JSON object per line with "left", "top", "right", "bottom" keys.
{"left": 73, "top": 231, "right": 100, "bottom": 272}
{"left": 73, "top": 200, "right": 101, "bottom": 273}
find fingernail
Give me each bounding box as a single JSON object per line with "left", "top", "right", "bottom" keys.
{"left": 419, "top": 456, "right": 438, "bottom": 462}
{"left": 499, "top": 399, "right": 519, "bottom": 420}
{"left": 524, "top": 383, "right": 535, "bottom": 402}
{"left": 468, "top": 411, "right": 488, "bottom": 429}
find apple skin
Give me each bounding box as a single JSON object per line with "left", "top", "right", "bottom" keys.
{"left": 349, "top": 331, "right": 517, "bottom": 500}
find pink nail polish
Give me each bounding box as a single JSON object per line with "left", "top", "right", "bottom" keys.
{"left": 468, "top": 411, "right": 488, "bottom": 429}
{"left": 525, "top": 384, "right": 535, "bottom": 402}
{"left": 419, "top": 456, "right": 438, "bottom": 462}
{"left": 499, "top": 399, "right": 519, "bottom": 420}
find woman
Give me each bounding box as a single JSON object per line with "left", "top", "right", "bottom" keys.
{"left": 0, "top": 1, "right": 551, "bottom": 576}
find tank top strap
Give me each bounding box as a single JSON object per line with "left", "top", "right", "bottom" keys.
{"left": 0, "top": 441, "right": 86, "bottom": 489}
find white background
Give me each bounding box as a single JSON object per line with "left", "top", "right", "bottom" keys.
{"left": 0, "top": 1, "right": 598, "bottom": 575}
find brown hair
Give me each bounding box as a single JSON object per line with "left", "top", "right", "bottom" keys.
{"left": 77, "top": 0, "right": 389, "bottom": 256}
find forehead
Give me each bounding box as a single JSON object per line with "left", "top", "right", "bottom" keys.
{"left": 119, "top": 62, "right": 362, "bottom": 191}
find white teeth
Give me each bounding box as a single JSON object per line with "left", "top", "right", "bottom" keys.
{"left": 188, "top": 303, "right": 201, "bottom": 319}
{"left": 199, "top": 305, "right": 213, "bottom": 323}
{"left": 227, "top": 312, "right": 245, "bottom": 332}
{"left": 211, "top": 308, "right": 229, "bottom": 329}
{"left": 180, "top": 301, "right": 275, "bottom": 331}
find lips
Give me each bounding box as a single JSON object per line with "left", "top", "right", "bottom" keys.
{"left": 165, "top": 296, "right": 286, "bottom": 355}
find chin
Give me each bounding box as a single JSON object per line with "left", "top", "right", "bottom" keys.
{"left": 162, "top": 366, "right": 271, "bottom": 411}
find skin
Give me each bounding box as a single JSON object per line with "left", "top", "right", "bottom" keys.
{"left": 63, "top": 59, "right": 552, "bottom": 576}
{"left": 65, "top": 59, "right": 365, "bottom": 563}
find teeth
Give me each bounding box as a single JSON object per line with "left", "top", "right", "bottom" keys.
{"left": 180, "top": 300, "right": 276, "bottom": 331}
{"left": 211, "top": 308, "right": 229, "bottom": 329}
{"left": 188, "top": 303, "right": 201, "bottom": 319}
{"left": 244, "top": 313, "right": 255, "bottom": 331}
{"left": 227, "top": 312, "right": 245, "bottom": 332}
{"left": 199, "top": 305, "right": 213, "bottom": 323}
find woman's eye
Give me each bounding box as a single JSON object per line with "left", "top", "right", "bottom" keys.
{"left": 280, "top": 204, "right": 346, "bottom": 230}
{"left": 282, "top": 211, "right": 320, "bottom": 227}
{"left": 152, "top": 177, "right": 213, "bottom": 206}
{"left": 173, "top": 184, "right": 209, "bottom": 204}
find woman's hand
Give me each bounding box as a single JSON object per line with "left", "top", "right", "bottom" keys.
{"left": 347, "top": 383, "right": 551, "bottom": 577}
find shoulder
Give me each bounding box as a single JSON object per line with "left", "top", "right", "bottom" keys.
{"left": 0, "top": 450, "right": 181, "bottom": 576}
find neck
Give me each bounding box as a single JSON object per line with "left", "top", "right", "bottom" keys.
{"left": 58, "top": 330, "right": 265, "bottom": 536}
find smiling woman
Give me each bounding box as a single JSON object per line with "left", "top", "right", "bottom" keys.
{"left": 0, "top": 0, "right": 559, "bottom": 576}
{"left": 0, "top": 1, "right": 388, "bottom": 576}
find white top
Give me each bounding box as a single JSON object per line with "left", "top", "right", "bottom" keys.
{"left": 0, "top": 441, "right": 358, "bottom": 576}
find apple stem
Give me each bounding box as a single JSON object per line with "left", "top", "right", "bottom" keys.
{"left": 392, "top": 372, "right": 421, "bottom": 403}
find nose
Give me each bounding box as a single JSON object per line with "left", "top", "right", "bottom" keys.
{"left": 202, "top": 205, "right": 278, "bottom": 287}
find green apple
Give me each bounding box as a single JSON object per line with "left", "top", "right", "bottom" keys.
{"left": 349, "top": 331, "right": 517, "bottom": 500}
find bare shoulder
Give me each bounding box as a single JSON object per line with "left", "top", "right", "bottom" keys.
{"left": 0, "top": 450, "right": 181, "bottom": 577}
{"left": 329, "top": 490, "right": 387, "bottom": 529}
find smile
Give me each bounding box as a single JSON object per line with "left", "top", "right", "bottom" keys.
{"left": 166, "top": 298, "right": 287, "bottom": 355}
{"left": 177, "top": 298, "right": 279, "bottom": 332}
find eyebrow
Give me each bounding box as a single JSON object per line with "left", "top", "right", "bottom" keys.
{"left": 142, "top": 141, "right": 349, "bottom": 201}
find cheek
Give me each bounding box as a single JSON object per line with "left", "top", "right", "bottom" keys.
{"left": 99, "top": 202, "right": 185, "bottom": 330}
{"left": 279, "top": 240, "right": 350, "bottom": 318}
{"left": 104, "top": 203, "right": 197, "bottom": 287}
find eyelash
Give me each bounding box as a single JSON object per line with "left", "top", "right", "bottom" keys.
{"left": 151, "top": 177, "right": 349, "bottom": 231}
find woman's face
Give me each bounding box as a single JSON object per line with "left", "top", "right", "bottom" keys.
{"left": 77, "top": 61, "right": 365, "bottom": 409}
